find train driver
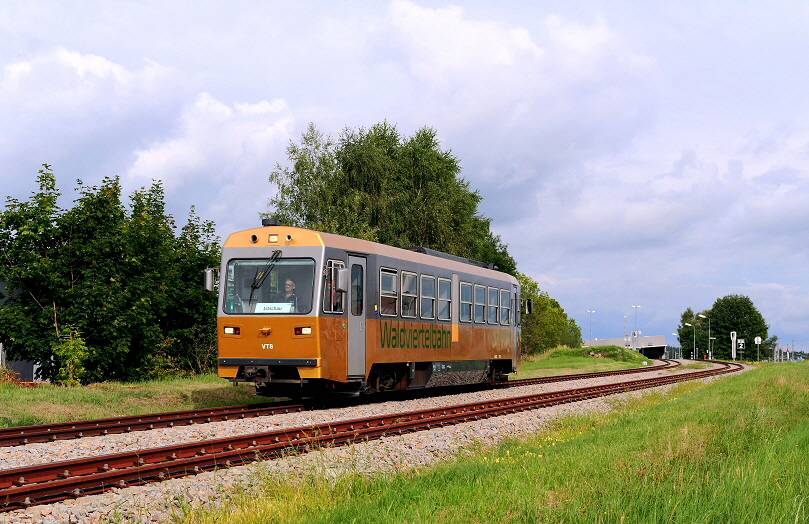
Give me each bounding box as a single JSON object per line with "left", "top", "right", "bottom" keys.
{"left": 273, "top": 277, "right": 299, "bottom": 312}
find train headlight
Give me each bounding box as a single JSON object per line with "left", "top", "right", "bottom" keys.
{"left": 268, "top": 234, "right": 279, "bottom": 243}
{"left": 224, "top": 326, "right": 240, "bottom": 335}
{"left": 294, "top": 327, "right": 312, "bottom": 336}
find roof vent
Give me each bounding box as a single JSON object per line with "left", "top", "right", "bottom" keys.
{"left": 262, "top": 218, "right": 280, "bottom": 227}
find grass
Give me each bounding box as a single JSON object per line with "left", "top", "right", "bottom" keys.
{"left": 181, "top": 362, "right": 809, "bottom": 524}
{"left": 515, "top": 345, "right": 653, "bottom": 379}
{"left": 0, "top": 374, "right": 266, "bottom": 428}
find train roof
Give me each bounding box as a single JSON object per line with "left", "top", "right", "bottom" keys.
{"left": 404, "top": 246, "right": 494, "bottom": 270}
{"left": 223, "top": 225, "right": 518, "bottom": 283}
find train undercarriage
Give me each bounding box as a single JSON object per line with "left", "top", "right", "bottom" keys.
{"left": 231, "top": 359, "right": 515, "bottom": 398}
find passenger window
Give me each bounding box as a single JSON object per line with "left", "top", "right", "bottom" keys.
{"left": 323, "top": 259, "right": 345, "bottom": 314}
{"left": 380, "top": 268, "right": 398, "bottom": 316}
{"left": 500, "top": 289, "right": 511, "bottom": 325}
{"left": 351, "top": 264, "right": 363, "bottom": 316}
{"left": 488, "top": 287, "right": 499, "bottom": 324}
{"left": 420, "top": 275, "right": 436, "bottom": 320}
{"left": 460, "top": 282, "right": 472, "bottom": 322}
{"left": 437, "top": 278, "right": 451, "bottom": 321}
{"left": 401, "top": 271, "right": 417, "bottom": 318}
{"left": 474, "top": 284, "right": 486, "bottom": 323}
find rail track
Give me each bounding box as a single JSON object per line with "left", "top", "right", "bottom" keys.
{"left": 0, "top": 401, "right": 308, "bottom": 448}
{"left": 0, "top": 359, "right": 680, "bottom": 448}
{"left": 504, "top": 358, "right": 680, "bottom": 387}
{"left": 0, "top": 360, "right": 742, "bottom": 511}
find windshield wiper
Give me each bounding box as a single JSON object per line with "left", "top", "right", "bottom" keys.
{"left": 247, "top": 250, "right": 282, "bottom": 305}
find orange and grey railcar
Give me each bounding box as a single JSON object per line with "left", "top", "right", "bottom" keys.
{"left": 212, "top": 220, "right": 522, "bottom": 397}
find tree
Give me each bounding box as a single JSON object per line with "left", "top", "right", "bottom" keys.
{"left": 267, "top": 122, "right": 516, "bottom": 274}
{"left": 677, "top": 295, "right": 771, "bottom": 361}
{"left": 0, "top": 166, "right": 220, "bottom": 382}
{"left": 516, "top": 273, "right": 582, "bottom": 354}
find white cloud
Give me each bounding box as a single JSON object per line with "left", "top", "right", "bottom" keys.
{"left": 1, "top": 48, "right": 176, "bottom": 113}
{"left": 126, "top": 93, "right": 292, "bottom": 190}
{"left": 53, "top": 48, "right": 133, "bottom": 84}
{"left": 124, "top": 92, "right": 294, "bottom": 236}
{"left": 387, "top": 0, "right": 543, "bottom": 83}
{"left": 0, "top": 47, "right": 185, "bottom": 187}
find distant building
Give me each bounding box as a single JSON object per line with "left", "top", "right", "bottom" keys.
{"left": 584, "top": 335, "right": 666, "bottom": 360}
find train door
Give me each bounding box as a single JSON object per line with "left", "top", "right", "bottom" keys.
{"left": 347, "top": 256, "right": 367, "bottom": 377}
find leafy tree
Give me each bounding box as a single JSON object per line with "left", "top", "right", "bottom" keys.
{"left": 677, "top": 295, "right": 772, "bottom": 361}
{"left": 0, "top": 165, "right": 220, "bottom": 382}
{"left": 268, "top": 122, "right": 516, "bottom": 274}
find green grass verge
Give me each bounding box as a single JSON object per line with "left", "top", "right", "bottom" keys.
{"left": 0, "top": 374, "right": 265, "bottom": 428}
{"left": 182, "top": 362, "right": 809, "bottom": 524}
{"left": 515, "top": 345, "right": 653, "bottom": 379}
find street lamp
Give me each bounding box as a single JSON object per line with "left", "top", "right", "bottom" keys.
{"left": 672, "top": 333, "right": 681, "bottom": 359}
{"left": 697, "top": 313, "right": 709, "bottom": 360}
{"left": 586, "top": 310, "right": 595, "bottom": 346}
{"left": 632, "top": 305, "right": 641, "bottom": 351}
{"left": 684, "top": 322, "right": 695, "bottom": 360}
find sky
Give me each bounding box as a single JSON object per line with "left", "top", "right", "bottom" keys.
{"left": 2, "top": 1, "right": 808, "bottom": 351}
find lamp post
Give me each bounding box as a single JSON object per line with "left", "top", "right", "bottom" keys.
{"left": 586, "top": 310, "right": 595, "bottom": 346}
{"left": 684, "top": 322, "right": 695, "bottom": 360}
{"left": 697, "top": 313, "right": 709, "bottom": 360}
{"left": 632, "top": 305, "right": 641, "bottom": 351}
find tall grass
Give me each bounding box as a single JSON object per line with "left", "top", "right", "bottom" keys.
{"left": 183, "top": 362, "right": 809, "bottom": 523}
{"left": 0, "top": 374, "right": 264, "bottom": 427}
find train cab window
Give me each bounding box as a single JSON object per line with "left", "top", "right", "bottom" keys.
{"left": 401, "top": 271, "right": 417, "bottom": 318}
{"left": 224, "top": 258, "right": 315, "bottom": 315}
{"left": 460, "top": 282, "right": 472, "bottom": 322}
{"left": 380, "top": 268, "right": 398, "bottom": 316}
{"left": 420, "top": 275, "right": 436, "bottom": 320}
{"left": 474, "top": 284, "right": 486, "bottom": 323}
{"left": 351, "top": 264, "right": 363, "bottom": 316}
{"left": 488, "top": 287, "right": 499, "bottom": 324}
{"left": 323, "top": 259, "right": 345, "bottom": 314}
{"left": 437, "top": 278, "right": 451, "bottom": 321}
{"left": 500, "top": 289, "right": 511, "bottom": 325}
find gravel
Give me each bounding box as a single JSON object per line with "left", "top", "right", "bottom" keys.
{"left": 0, "top": 361, "right": 745, "bottom": 523}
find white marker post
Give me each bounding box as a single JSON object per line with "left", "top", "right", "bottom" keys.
{"left": 755, "top": 336, "right": 762, "bottom": 361}
{"left": 731, "top": 331, "right": 737, "bottom": 360}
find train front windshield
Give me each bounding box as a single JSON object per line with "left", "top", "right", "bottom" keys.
{"left": 223, "top": 258, "right": 315, "bottom": 314}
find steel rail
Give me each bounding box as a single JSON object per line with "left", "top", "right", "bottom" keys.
{"left": 504, "top": 358, "right": 680, "bottom": 387}
{"left": 0, "top": 359, "right": 678, "bottom": 448}
{"left": 0, "top": 360, "right": 743, "bottom": 511}
{"left": 0, "top": 401, "right": 309, "bottom": 448}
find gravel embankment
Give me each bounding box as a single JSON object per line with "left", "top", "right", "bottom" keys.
{"left": 1, "top": 362, "right": 744, "bottom": 523}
